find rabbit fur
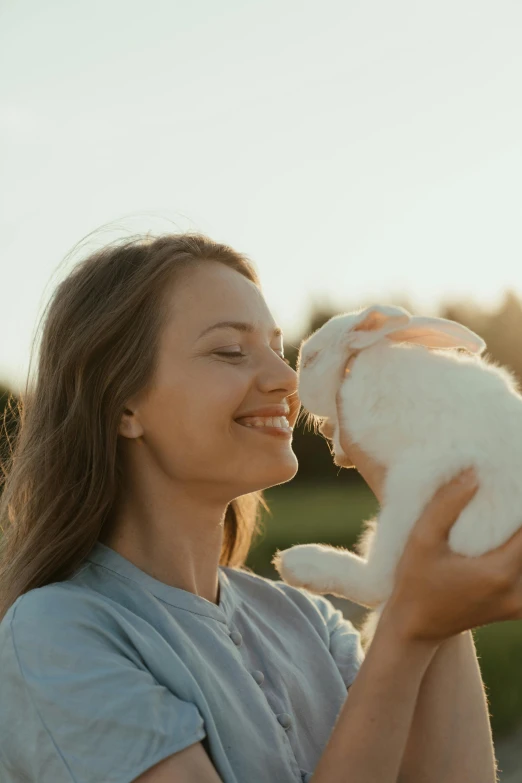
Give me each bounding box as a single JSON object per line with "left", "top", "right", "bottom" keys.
{"left": 272, "top": 304, "right": 522, "bottom": 640}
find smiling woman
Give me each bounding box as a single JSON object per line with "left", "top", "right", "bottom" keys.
{"left": 97, "top": 257, "right": 301, "bottom": 588}
{"left": 0, "top": 230, "right": 515, "bottom": 783}
{"left": 0, "top": 231, "right": 366, "bottom": 783}
{"left": 0, "top": 234, "right": 300, "bottom": 614}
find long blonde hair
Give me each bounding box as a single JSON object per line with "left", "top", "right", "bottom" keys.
{"left": 0, "top": 233, "right": 269, "bottom": 621}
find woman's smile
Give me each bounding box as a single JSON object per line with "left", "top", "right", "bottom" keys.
{"left": 234, "top": 417, "right": 293, "bottom": 438}
{"left": 234, "top": 404, "right": 294, "bottom": 438}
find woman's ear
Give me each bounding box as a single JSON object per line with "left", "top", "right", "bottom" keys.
{"left": 118, "top": 407, "right": 144, "bottom": 439}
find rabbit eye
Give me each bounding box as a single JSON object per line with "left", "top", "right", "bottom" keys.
{"left": 302, "top": 350, "right": 319, "bottom": 369}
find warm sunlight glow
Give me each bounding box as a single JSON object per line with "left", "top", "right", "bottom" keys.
{"left": 1, "top": 1, "right": 521, "bottom": 391}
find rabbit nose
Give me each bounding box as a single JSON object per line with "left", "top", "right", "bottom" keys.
{"left": 344, "top": 352, "right": 359, "bottom": 374}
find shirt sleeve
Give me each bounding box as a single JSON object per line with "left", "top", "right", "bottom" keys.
{"left": 0, "top": 590, "right": 206, "bottom": 783}
{"left": 272, "top": 580, "right": 365, "bottom": 688}
{"left": 309, "top": 592, "right": 365, "bottom": 688}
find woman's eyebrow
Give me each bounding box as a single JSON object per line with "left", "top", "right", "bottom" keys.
{"left": 196, "top": 321, "right": 282, "bottom": 340}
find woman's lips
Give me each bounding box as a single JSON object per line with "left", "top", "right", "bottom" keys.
{"left": 238, "top": 415, "right": 290, "bottom": 428}
{"left": 235, "top": 415, "right": 293, "bottom": 438}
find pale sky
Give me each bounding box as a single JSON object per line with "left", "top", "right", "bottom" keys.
{"left": 1, "top": 0, "right": 522, "bottom": 393}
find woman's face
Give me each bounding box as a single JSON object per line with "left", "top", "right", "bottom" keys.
{"left": 122, "top": 262, "right": 300, "bottom": 500}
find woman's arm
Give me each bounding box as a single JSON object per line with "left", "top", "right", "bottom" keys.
{"left": 311, "top": 466, "right": 522, "bottom": 782}
{"left": 313, "top": 395, "right": 522, "bottom": 782}
{"left": 399, "top": 630, "right": 497, "bottom": 782}
{"left": 311, "top": 609, "right": 439, "bottom": 783}
{"left": 314, "top": 626, "right": 498, "bottom": 783}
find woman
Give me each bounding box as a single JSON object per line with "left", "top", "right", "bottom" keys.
{"left": 0, "top": 232, "right": 521, "bottom": 783}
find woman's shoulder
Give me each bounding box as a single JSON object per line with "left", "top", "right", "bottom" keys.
{"left": 223, "top": 562, "right": 332, "bottom": 604}
{"left": 223, "top": 564, "right": 356, "bottom": 633}
{"left": 3, "top": 578, "right": 97, "bottom": 619}
{"left": 0, "top": 578, "right": 126, "bottom": 661}
{"left": 224, "top": 565, "right": 364, "bottom": 685}
{"left": 0, "top": 584, "right": 208, "bottom": 783}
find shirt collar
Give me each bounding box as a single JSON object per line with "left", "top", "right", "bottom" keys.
{"left": 85, "top": 541, "right": 238, "bottom": 624}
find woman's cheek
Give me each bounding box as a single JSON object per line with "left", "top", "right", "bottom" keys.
{"left": 187, "top": 365, "right": 252, "bottom": 436}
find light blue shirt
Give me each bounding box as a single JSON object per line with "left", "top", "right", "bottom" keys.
{"left": 0, "top": 541, "right": 364, "bottom": 782}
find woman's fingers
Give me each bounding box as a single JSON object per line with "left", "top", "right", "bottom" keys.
{"left": 413, "top": 468, "right": 479, "bottom": 545}
{"left": 487, "top": 531, "right": 522, "bottom": 620}
{"left": 335, "top": 389, "right": 353, "bottom": 453}
{"left": 484, "top": 518, "right": 522, "bottom": 593}
{"left": 410, "top": 469, "right": 522, "bottom": 621}
{"left": 333, "top": 389, "right": 387, "bottom": 500}
{"left": 487, "top": 518, "right": 522, "bottom": 561}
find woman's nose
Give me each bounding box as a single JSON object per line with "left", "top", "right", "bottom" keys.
{"left": 258, "top": 353, "right": 298, "bottom": 396}
{"left": 258, "top": 357, "right": 300, "bottom": 426}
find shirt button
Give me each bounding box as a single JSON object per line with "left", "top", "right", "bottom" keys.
{"left": 277, "top": 712, "right": 292, "bottom": 729}
{"left": 251, "top": 669, "right": 264, "bottom": 685}
{"left": 229, "top": 630, "right": 242, "bottom": 646}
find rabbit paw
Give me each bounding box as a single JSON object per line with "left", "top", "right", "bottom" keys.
{"left": 272, "top": 544, "right": 337, "bottom": 594}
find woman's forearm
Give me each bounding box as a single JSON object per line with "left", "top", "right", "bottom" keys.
{"left": 311, "top": 612, "right": 439, "bottom": 783}
{"left": 399, "top": 630, "right": 497, "bottom": 782}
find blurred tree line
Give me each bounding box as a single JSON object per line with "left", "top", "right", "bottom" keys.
{"left": 2, "top": 290, "right": 522, "bottom": 487}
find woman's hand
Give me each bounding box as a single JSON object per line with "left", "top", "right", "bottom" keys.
{"left": 385, "top": 469, "right": 522, "bottom": 643}
{"left": 328, "top": 384, "right": 522, "bottom": 642}
{"left": 318, "top": 388, "right": 387, "bottom": 503}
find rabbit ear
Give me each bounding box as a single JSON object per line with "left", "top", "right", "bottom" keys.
{"left": 344, "top": 305, "right": 413, "bottom": 349}
{"left": 385, "top": 316, "right": 486, "bottom": 354}
{"left": 345, "top": 306, "right": 486, "bottom": 354}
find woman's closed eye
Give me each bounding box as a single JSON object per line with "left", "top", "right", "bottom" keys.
{"left": 214, "top": 350, "right": 246, "bottom": 358}
{"left": 214, "top": 349, "right": 288, "bottom": 362}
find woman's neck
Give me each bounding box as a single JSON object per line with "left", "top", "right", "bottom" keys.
{"left": 99, "top": 483, "right": 228, "bottom": 604}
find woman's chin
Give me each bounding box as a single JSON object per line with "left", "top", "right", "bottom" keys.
{"left": 248, "top": 454, "right": 299, "bottom": 490}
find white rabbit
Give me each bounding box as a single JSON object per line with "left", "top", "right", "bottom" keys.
{"left": 272, "top": 304, "right": 522, "bottom": 638}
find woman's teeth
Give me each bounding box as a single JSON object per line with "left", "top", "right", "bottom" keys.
{"left": 238, "top": 416, "right": 291, "bottom": 429}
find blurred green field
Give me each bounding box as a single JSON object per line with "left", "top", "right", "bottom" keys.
{"left": 246, "top": 481, "right": 379, "bottom": 578}
{"left": 247, "top": 482, "right": 522, "bottom": 739}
